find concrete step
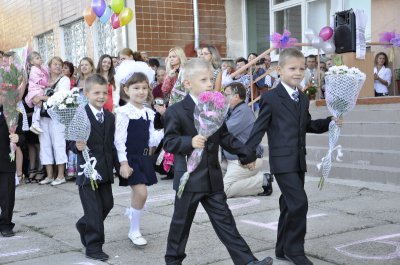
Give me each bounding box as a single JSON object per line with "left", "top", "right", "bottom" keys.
{"left": 309, "top": 102, "right": 400, "bottom": 111}
{"left": 305, "top": 134, "right": 400, "bottom": 151}
{"left": 306, "top": 160, "right": 400, "bottom": 186}
{"left": 339, "top": 121, "right": 400, "bottom": 135}
{"left": 260, "top": 157, "right": 400, "bottom": 185}
{"left": 308, "top": 108, "right": 400, "bottom": 122}
{"left": 260, "top": 144, "right": 400, "bottom": 168}
{"left": 305, "top": 146, "right": 400, "bottom": 168}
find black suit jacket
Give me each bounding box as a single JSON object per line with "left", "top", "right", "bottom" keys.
{"left": 0, "top": 109, "right": 24, "bottom": 173}
{"left": 70, "top": 105, "right": 119, "bottom": 186}
{"left": 246, "top": 83, "right": 331, "bottom": 174}
{"left": 163, "top": 95, "right": 256, "bottom": 193}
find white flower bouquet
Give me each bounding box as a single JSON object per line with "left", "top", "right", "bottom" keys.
{"left": 47, "top": 87, "right": 80, "bottom": 139}
{"left": 317, "top": 65, "right": 366, "bottom": 189}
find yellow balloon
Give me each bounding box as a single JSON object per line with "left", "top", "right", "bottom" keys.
{"left": 110, "top": 0, "right": 124, "bottom": 14}
{"left": 119, "top": 7, "right": 133, "bottom": 26}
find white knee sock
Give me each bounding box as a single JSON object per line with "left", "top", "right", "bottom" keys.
{"left": 127, "top": 207, "right": 142, "bottom": 235}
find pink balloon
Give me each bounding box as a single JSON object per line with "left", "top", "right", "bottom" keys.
{"left": 319, "top": 26, "right": 334, "bottom": 41}
{"left": 111, "top": 13, "right": 120, "bottom": 29}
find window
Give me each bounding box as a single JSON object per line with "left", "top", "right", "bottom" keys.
{"left": 275, "top": 5, "right": 302, "bottom": 44}
{"left": 95, "top": 21, "right": 120, "bottom": 58}
{"left": 63, "top": 19, "right": 86, "bottom": 66}
{"left": 270, "top": 0, "right": 372, "bottom": 58}
{"left": 246, "top": 0, "right": 271, "bottom": 54}
{"left": 36, "top": 31, "right": 55, "bottom": 64}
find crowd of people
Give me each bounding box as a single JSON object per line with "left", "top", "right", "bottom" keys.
{"left": 0, "top": 45, "right": 390, "bottom": 264}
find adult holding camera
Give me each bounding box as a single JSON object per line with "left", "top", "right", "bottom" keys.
{"left": 33, "top": 57, "right": 70, "bottom": 186}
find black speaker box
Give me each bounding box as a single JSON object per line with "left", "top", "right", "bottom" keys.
{"left": 334, "top": 9, "right": 356, "bottom": 54}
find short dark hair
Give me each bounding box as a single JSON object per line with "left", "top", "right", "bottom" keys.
{"left": 148, "top": 58, "right": 160, "bottom": 68}
{"left": 307, "top": 55, "right": 317, "bottom": 60}
{"left": 225, "top": 82, "right": 247, "bottom": 100}
{"left": 236, "top": 57, "right": 248, "bottom": 65}
{"left": 63, "top": 61, "right": 74, "bottom": 78}
{"left": 85, "top": 73, "right": 108, "bottom": 92}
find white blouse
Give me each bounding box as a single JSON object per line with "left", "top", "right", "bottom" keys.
{"left": 114, "top": 103, "right": 164, "bottom": 162}
{"left": 374, "top": 66, "right": 392, "bottom": 94}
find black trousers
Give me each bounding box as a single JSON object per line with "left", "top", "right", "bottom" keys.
{"left": 165, "top": 191, "right": 256, "bottom": 265}
{"left": 76, "top": 183, "right": 113, "bottom": 253}
{"left": 0, "top": 172, "right": 16, "bottom": 232}
{"left": 274, "top": 172, "right": 308, "bottom": 256}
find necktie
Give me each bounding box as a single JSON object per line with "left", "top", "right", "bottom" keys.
{"left": 96, "top": 112, "right": 104, "bottom": 123}
{"left": 292, "top": 90, "right": 299, "bottom": 102}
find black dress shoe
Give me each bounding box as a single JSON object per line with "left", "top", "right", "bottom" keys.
{"left": 86, "top": 250, "right": 109, "bottom": 261}
{"left": 258, "top": 186, "right": 273, "bottom": 196}
{"left": 1, "top": 230, "right": 15, "bottom": 237}
{"left": 284, "top": 254, "right": 313, "bottom": 265}
{"left": 246, "top": 256, "right": 273, "bottom": 265}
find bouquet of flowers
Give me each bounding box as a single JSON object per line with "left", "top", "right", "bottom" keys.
{"left": 46, "top": 87, "right": 80, "bottom": 139}
{"left": 169, "top": 70, "right": 187, "bottom": 106}
{"left": 0, "top": 53, "right": 25, "bottom": 161}
{"left": 177, "top": 91, "right": 229, "bottom": 198}
{"left": 317, "top": 65, "right": 366, "bottom": 189}
{"left": 68, "top": 105, "right": 102, "bottom": 190}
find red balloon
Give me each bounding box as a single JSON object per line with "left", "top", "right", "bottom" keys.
{"left": 111, "top": 13, "right": 120, "bottom": 29}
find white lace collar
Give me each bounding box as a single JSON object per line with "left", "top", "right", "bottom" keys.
{"left": 117, "top": 103, "right": 155, "bottom": 121}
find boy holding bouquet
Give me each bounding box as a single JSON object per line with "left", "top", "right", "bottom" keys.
{"left": 246, "top": 48, "right": 341, "bottom": 265}
{"left": 70, "top": 74, "right": 118, "bottom": 261}
{"left": 0, "top": 91, "right": 24, "bottom": 237}
{"left": 163, "top": 58, "right": 272, "bottom": 265}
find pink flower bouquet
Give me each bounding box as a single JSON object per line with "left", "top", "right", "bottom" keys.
{"left": 0, "top": 54, "right": 25, "bottom": 161}
{"left": 177, "top": 91, "right": 229, "bottom": 198}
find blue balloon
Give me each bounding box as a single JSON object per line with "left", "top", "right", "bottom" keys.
{"left": 99, "top": 6, "right": 112, "bottom": 24}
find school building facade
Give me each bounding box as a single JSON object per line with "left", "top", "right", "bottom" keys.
{"left": 0, "top": 0, "right": 399, "bottom": 73}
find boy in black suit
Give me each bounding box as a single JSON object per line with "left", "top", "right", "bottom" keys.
{"left": 246, "top": 48, "right": 342, "bottom": 265}
{"left": 71, "top": 74, "right": 118, "bottom": 261}
{"left": 163, "top": 58, "right": 272, "bottom": 265}
{"left": 0, "top": 91, "right": 24, "bottom": 237}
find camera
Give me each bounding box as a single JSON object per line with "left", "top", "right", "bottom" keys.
{"left": 45, "top": 88, "right": 54, "bottom": 97}
{"left": 154, "top": 98, "right": 164, "bottom": 106}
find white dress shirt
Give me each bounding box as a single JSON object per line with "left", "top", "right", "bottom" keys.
{"left": 88, "top": 104, "right": 104, "bottom": 122}
{"left": 374, "top": 66, "right": 392, "bottom": 94}
{"left": 114, "top": 103, "right": 164, "bottom": 162}
{"left": 281, "top": 81, "right": 300, "bottom": 101}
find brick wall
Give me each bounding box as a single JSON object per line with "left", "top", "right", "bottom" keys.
{"left": 135, "top": 0, "right": 227, "bottom": 57}
{"left": 0, "top": 0, "right": 227, "bottom": 60}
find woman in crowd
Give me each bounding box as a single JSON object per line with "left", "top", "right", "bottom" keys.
{"left": 200, "top": 45, "right": 222, "bottom": 91}
{"left": 35, "top": 57, "right": 70, "bottom": 186}
{"left": 96, "top": 54, "right": 116, "bottom": 112}
{"left": 62, "top": 61, "right": 75, "bottom": 89}
{"left": 161, "top": 46, "right": 187, "bottom": 103}
{"left": 374, "top": 52, "right": 392, "bottom": 97}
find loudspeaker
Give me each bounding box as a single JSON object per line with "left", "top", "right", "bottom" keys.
{"left": 334, "top": 9, "right": 356, "bottom": 54}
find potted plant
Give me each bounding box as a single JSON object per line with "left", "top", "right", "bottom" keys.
{"left": 305, "top": 85, "right": 317, "bottom": 100}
